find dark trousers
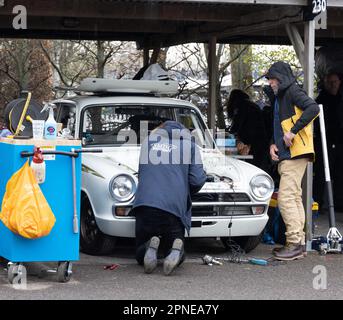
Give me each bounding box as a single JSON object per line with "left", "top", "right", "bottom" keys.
{"left": 135, "top": 206, "right": 185, "bottom": 265}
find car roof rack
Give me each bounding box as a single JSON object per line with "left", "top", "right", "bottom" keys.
{"left": 54, "top": 78, "right": 179, "bottom": 96}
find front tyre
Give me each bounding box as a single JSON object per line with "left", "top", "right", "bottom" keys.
{"left": 80, "top": 196, "right": 116, "bottom": 256}
{"left": 221, "top": 232, "right": 263, "bottom": 253}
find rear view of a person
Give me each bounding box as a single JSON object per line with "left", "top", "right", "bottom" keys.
{"left": 132, "top": 120, "right": 207, "bottom": 275}
{"left": 227, "top": 89, "right": 270, "bottom": 172}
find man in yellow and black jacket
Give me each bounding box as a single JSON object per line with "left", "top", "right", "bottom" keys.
{"left": 264, "top": 61, "right": 319, "bottom": 261}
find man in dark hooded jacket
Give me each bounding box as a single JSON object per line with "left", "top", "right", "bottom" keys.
{"left": 132, "top": 120, "right": 207, "bottom": 275}
{"left": 264, "top": 61, "right": 319, "bottom": 261}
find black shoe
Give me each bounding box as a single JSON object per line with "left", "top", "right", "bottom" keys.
{"left": 163, "top": 239, "right": 184, "bottom": 276}
{"left": 144, "top": 236, "right": 160, "bottom": 274}
{"left": 273, "top": 243, "right": 303, "bottom": 261}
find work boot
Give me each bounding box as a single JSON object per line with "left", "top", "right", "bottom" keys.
{"left": 272, "top": 244, "right": 307, "bottom": 256}
{"left": 143, "top": 236, "right": 160, "bottom": 274}
{"left": 163, "top": 238, "right": 184, "bottom": 276}
{"left": 273, "top": 243, "right": 304, "bottom": 261}
{"left": 272, "top": 246, "right": 283, "bottom": 255}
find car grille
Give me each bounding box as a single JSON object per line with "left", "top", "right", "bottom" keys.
{"left": 191, "top": 192, "right": 250, "bottom": 203}
{"left": 191, "top": 206, "right": 253, "bottom": 217}
{"left": 191, "top": 193, "right": 252, "bottom": 217}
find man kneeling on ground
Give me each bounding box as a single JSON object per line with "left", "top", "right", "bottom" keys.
{"left": 132, "top": 120, "right": 207, "bottom": 275}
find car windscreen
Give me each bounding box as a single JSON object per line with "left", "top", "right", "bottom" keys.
{"left": 80, "top": 104, "right": 214, "bottom": 148}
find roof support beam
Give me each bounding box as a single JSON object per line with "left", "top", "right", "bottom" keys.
{"left": 285, "top": 23, "right": 305, "bottom": 68}
{"left": 139, "top": 6, "right": 303, "bottom": 48}
{"left": 0, "top": 17, "right": 180, "bottom": 34}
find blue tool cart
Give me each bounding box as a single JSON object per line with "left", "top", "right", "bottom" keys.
{"left": 0, "top": 138, "right": 90, "bottom": 283}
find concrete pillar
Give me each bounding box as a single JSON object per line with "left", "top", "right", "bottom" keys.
{"left": 304, "top": 20, "right": 316, "bottom": 249}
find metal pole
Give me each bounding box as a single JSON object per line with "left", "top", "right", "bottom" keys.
{"left": 304, "top": 19, "right": 315, "bottom": 249}
{"left": 318, "top": 104, "right": 336, "bottom": 228}
{"left": 71, "top": 148, "right": 79, "bottom": 234}
{"left": 208, "top": 36, "right": 217, "bottom": 131}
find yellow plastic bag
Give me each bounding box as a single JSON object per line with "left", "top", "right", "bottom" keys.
{"left": 0, "top": 161, "right": 56, "bottom": 239}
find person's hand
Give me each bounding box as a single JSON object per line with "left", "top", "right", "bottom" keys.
{"left": 270, "top": 144, "right": 279, "bottom": 162}
{"left": 237, "top": 141, "right": 251, "bottom": 155}
{"left": 283, "top": 131, "right": 295, "bottom": 147}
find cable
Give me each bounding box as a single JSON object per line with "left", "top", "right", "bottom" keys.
{"left": 223, "top": 181, "right": 246, "bottom": 260}
{"left": 224, "top": 182, "right": 277, "bottom": 265}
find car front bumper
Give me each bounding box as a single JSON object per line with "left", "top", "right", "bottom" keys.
{"left": 96, "top": 213, "right": 269, "bottom": 238}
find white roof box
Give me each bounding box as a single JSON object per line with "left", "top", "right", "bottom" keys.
{"left": 77, "top": 78, "right": 178, "bottom": 95}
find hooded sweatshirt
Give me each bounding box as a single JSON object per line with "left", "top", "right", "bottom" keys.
{"left": 132, "top": 121, "right": 207, "bottom": 233}
{"left": 264, "top": 61, "right": 320, "bottom": 161}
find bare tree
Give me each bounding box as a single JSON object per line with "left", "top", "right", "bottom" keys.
{"left": 167, "top": 43, "right": 249, "bottom": 129}
{"left": 230, "top": 44, "right": 253, "bottom": 94}
{"left": 0, "top": 39, "right": 53, "bottom": 121}
{"left": 40, "top": 40, "right": 143, "bottom": 95}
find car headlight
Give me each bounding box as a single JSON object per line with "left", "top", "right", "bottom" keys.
{"left": 250, "top": 174, "right": 274, "bottom": 200}
{"left": 109, "top": 174, "right": 137, "bottom": 202}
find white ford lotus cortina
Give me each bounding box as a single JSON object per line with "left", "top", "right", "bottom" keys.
{"left": 52, "top": 78, "right": 274, "bottom": 255}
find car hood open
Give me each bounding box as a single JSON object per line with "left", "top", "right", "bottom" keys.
{"left": 83, "top": 146, "right": 261, "bottom": 188}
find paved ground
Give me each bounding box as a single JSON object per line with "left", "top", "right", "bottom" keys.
{"left": 1, "top": 213, "right": 343, "bottom": 300}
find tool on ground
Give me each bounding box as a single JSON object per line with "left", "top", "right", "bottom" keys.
{"left": 203, "top": 254, "right": 267, "bottom": 266}
{"left": 104, "top": 264, "right": 119, "bottom": 270}
{"left": 202, "top": 255, "right": 223, "bottom": 266}
{"left": 220, "top": 256, "right": 268, "bottom": 266}
{"left": 312, "top": 104, "right": 343, "bottom": 254}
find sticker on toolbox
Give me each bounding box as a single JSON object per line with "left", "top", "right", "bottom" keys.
{"left": 40, "top": 146, "right": 56, "bottom": 160}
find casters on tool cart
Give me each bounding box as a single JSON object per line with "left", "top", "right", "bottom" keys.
{"left": 57, "top": 261, "right": 73, "bottom": 283}
{"left": 6, "top": 261, "right": 73, "bottom": 283}
{"left": 7, "top": 262, "right": 25, "bottom": 285}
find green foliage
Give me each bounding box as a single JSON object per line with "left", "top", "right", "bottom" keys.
{"left": 252, "top": 45, "right": 302, "bottom": 82}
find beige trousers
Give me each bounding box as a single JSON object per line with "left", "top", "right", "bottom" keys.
{"left": 278, "top": 158, "right": 309, "bottom": 245}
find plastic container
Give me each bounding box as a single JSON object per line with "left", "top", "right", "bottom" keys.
{"left": 30, "top": 146, "right": 46, "bottom": 184}
{"left": 44, "top": 105, "right": 57, "bottom": 140}
{"left": 32, "top": 120, "right": 45, "bottom": 139}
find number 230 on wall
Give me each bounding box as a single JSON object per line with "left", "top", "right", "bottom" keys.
{"left": 312, "top": 0, "right": 327, "bottom": 14}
